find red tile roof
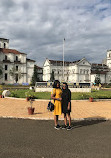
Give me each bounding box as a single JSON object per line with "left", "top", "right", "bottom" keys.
{"left": 0, "top": 48, "right": 26, "bottom": 55}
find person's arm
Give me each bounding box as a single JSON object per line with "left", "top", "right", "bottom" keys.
{"left": 67, "top": 90, "right": 71, "bottom": 110}
{"left": 51, "top": 89, "right": 62, "bottom": 101}
{"left": 67, "top": 101, "right": 70, "bottom": 110}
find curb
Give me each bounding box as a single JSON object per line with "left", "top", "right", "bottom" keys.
{"left": 0, "top": 116, "right": 110, "bottom": 121}
{"left": 4, "top": 97, "right": 111, "bottom": 101}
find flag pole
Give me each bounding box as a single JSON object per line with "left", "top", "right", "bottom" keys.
{"left": 63, "top": 38, "right": 65, "bottom": 81}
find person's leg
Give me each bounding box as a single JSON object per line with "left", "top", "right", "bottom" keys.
{"left": 54, "top": 115, "right": 61, "bottom": 129}
{"left": 64, "top": 113, "right": 67, "bottom": 126}
{"left": 54, "top": 115, "right": 58, "bottom": 126}
{"left": 62, "top": 113, "right": 67, "bottom": 129}
{"left": 67, "top": 112, "right": 71, "bottom": 127}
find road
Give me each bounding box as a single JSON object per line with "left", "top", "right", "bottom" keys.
{"left": 0, "top": 118, "right": 111, "bottom": 158}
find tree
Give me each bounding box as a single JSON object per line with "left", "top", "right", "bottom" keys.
{"left": 31, "top": 65, "right": 39, "bottom": 86}
{"left": 9, "top": 67, "right": 23, "bottom": 83}
{"left": 94, "top": 74, "right": 101, "bottom": 85}
{"left": 50, "top": 70, "right": 55, "bottom": 82}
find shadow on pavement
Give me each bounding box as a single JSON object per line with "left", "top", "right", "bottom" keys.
{"left": 71, "top": 116, "right": 106, "bottom": 129}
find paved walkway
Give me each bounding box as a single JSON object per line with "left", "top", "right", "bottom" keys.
{"left": 0, "top": 97, "right": 111, "bottom": 120}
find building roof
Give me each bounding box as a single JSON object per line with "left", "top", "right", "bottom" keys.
{"left": 0, "top": 48, "right": 26, "bottom": 55}
{"left": 35, "top": 65, "right": 43, "bottom": 69}
{"left": 91, "top": 63, "right": 109, "bottom": 74}
{"left": 49, "top": 59, "right": 71, "bottom": 64}
{"left": 48, "top": 59, "right": 82, "bottom": 66}
{"left": 72, "top": 59, "right": 81, "bottom": 63}
{"left": 0, "top": 38, "right": 9, "bottom": 41}
{"left": 26, "top": 58, "right": 35, "bottom": 62}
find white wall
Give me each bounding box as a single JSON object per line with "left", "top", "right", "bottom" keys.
{"left": 91, "top": 74, "right": 106, "bottom": 84}
{"left": 27, "top": 61, "right": 35, "bottom": 84}
{"left": 43, "top": 58, "right": 91, "bottom": 83}
{"left": 0, "top": 51, "right": 35, "bottom": 84}
{"left": 35, "top": 87, "right": 91, "bottom": 92}
{"left": 0, "top": 39, "right": 9, "bottom": 49}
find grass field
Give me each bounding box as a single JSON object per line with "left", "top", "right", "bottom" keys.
{"left": 8, "top": 89, "right": 111, "bottom": 100}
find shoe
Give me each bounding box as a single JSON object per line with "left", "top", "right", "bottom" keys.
{"left": 62, "top": 125, "right": 67, "bottom": 129}
{"left": 67, "top": 126, "right": 72, "bottom": 130}
{"left": 54, "top": 124, "right": 61, "bottom": 130}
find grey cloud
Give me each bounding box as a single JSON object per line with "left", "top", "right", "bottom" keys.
{"left": 0, "top": 0, "right": 15, "bottom": 8}
{"left": 0, "top": 0, "right": 111, "bottom": 66}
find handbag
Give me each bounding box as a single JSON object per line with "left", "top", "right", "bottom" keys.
{"left": 47, "top": 100, "right": 54, "bottom": 112}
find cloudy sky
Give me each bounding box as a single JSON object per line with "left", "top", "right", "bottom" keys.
{"left": 0, "top": 0, "right": 111, "bottom": 66}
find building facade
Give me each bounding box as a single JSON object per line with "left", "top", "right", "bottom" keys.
{"left": 43, "top": 58, "right": 91, "bottom": 83}
{"left": 36, "top": 65, "right": 43, "bottom": 81}
{"left": 0, "top": 38, "right": 35, "bottom": 85}
{"left": 91, "top": 50, "right": 111, "bottom": 84}
{"left": 43, "top": 50, "right": 111, "bottom": 85}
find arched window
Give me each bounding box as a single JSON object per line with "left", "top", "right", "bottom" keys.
{"left": 16, "top": 56, "right": 18, "bottom": 61}
{"left": 5, "top": 55, "right": 7, "bottom": 60}
{"left": 4, "top": 43, "right": 6, "bottom": 48}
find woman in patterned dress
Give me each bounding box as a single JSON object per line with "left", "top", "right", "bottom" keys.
{"left": 51, "top": 80, "right": 62, "bottom": 130}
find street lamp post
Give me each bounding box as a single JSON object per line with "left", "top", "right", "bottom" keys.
{"left": 63, "top": 38, "right": 65, "bottom": 81}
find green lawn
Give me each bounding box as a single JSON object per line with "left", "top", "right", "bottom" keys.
{"left": 8, "top": 89, "right": 111, "bottom": 100}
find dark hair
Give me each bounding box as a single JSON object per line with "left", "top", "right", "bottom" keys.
{"left": 53, "top": 80, "right": 60, "bottom": 88}
{"left": 62, "top": 82, "right": 68, "bottom": 89}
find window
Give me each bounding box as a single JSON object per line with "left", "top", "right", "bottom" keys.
{"left": 5, "top": 65, "right": 8, "bottom": 70}
{"left": 5, "top": 73, "right": 8, "bottom": 81}
{"left": 86, "top": 70, "right": 89, "bottom": 74}
{"left": 80, "top": 69, "right": 82, "bottom": 74}
{"left": 16, "top": 56, "right": 18, "bottom": 61}
{"left": 85, "top": 75, "right": 89, "bottom": 80}
{"left": 5, "top": 55, "right": 7, "bottom": 60}
{"left": 4, "top": 43, "right": 6, "bottom": 48}
{"left": 16, "top": 66, "right": 18, "bottom": 71}
{"left": 72, "top": 69, "right": 75, "bottom": 74}
{"left": 15, "top": 74, "right": 18, "bottom": 82}
{"left": 84, "top": 69, "right": 85, "bottom": 74}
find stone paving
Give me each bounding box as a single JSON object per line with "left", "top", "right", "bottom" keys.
{"left": 0, "top": 97, "right": 111, "bottom": 120}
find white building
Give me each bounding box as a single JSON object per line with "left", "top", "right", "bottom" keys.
{"left": 91, "top": 50, "right": 111, "bottom": 84}
{"left": 0, "top": 38, "right": 35, "bottom": 85}
{"left": 91, "top": 63, "right": 109, "bottom": 84}
{"left": 43, "top": 58, "right": 91, "bottom": 84}
{"left": 43, "top": 50, "right": 111, "bottom": 85}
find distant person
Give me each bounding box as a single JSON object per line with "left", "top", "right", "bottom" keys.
{"left": 62, "top": 82, "right": 72, "bottom": 130}
{"left": 51, "top": 80, "right": 62, "bottom": 130}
